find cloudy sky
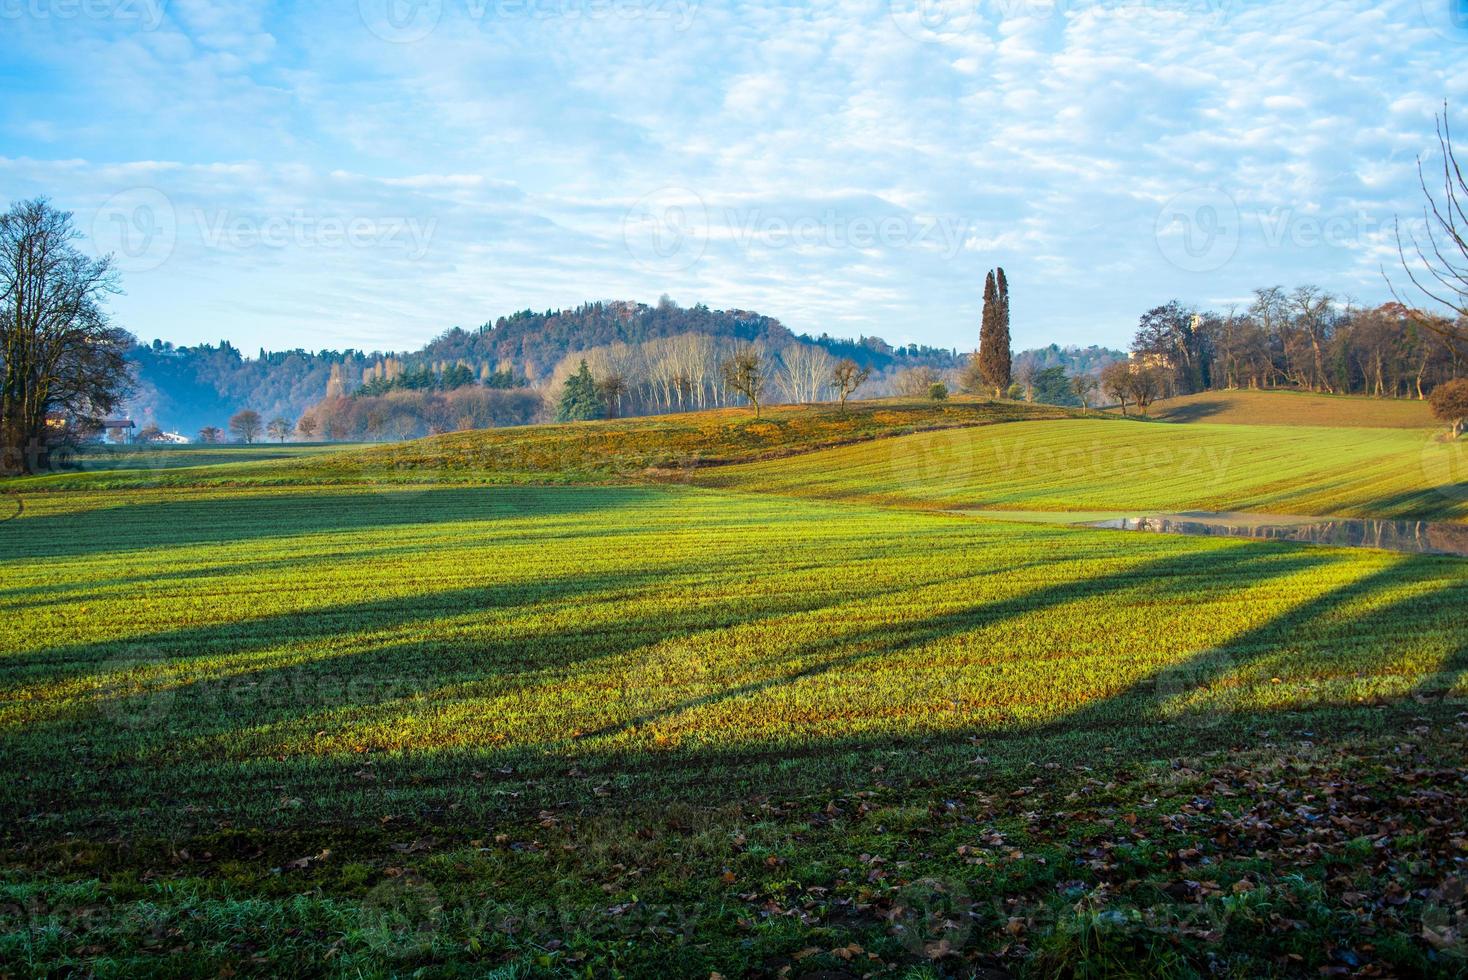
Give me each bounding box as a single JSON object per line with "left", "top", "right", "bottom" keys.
{"left": 2, "top": 0, "right": 1466, "bottom": 354}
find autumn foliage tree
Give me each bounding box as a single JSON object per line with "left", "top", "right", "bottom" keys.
{"left": 1430, "top": 378, "right": 1468, "bottom": 438}
{"left": 978, "top": 268, "right": 1012, "bottom": 397}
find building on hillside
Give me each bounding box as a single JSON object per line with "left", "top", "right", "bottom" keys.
{"left": 1129, "top": 351, "right": 1173, "bottom": 372}
{"left": 101, "top": 419, "right": 135, "bottom": 444}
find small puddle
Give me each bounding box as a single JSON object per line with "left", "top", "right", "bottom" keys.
{"left": 1087, "top": 513, "right": 1468, "bottom": 557}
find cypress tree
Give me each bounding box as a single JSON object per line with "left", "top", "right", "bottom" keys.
{"left": 979, "top": 268, "right": 1012, "bottom": 397}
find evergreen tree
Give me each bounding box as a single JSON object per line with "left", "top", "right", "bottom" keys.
{"left": 978, "top": 268, "right": 1012, "bottom": 397}
{"left": 556, "top": 360, "right": 606, "bottom": 422}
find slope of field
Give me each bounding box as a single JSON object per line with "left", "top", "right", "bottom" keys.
{"left": 695, "top": 418, "right": 1468, "bottom": 520}
{"left": 14, "top": 398, "right": 1075, "bottom": 491}
{"left": 1149, "top": 388, "right": 1437, "bottom": 428}
{"left": 4, "top": 480, "right": 1468, "bottom": 975}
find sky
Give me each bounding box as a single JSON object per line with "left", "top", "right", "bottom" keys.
{"left": 2, "top": 0, "right": 1466, "bottom": 355}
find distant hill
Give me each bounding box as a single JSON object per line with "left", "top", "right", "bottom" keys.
{"left": 120, "top": 299, "right": 964, "bottom": 436}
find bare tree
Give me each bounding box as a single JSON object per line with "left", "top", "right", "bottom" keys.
{"left": 229, "top": 409, "right": 263, "bottom": 444}
{"left": 0, "top": 198, "right": 131, "bottom": 474}
{"left": 295, "top": 414, "right": 318, "bottom": 440}
{"left": 1070, "top": 373, "right": 1098, "bottom": 413}
{"left": 596, "top": 373, "right": 629, "bottom": 418}
{"left": 1128, "top": 365, "right": 1167, "bottom": 414}
{"left": 267, "top": 416, "right": 292, "bottom": 442}
{"left": 720, "top": 346, "right": 765, "bottom": 417}
{"left": 1100, "top": 362, "right": 1133, "bottom": 417}
{"left": 198, "top": 426, "right": 223, "bottom": 444}
{"left": 1290, "top": 285, "right": 1334, "bottom": 392}
{"left": 892, "top": 365, "right": 940, "bottom": 398}
{"left": 1014, "top": 357, "right": 1040, "bottom": 402}
{"left": 1390, "top": 104, "right": 1468, "bottom": 357}
{"left": 830, "top": 358, "right": 870, "bottom": 414}
{"left": 774, "top": 343, "right": 836, "bottom": 404}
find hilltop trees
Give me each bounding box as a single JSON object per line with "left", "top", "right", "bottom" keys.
{"left": 978, "top": 268, "right": 1012, "bottom": 397}
{"left": 556, "top": 360, "right": 606, "bottom": 422}
{"left": 0, "top": 198, "right": 132, "bottom": 475}
{"left": 1134, "top": 301, "right": 1209, "bottom": 394}
{"left": 229, "top": 409, "right": 263, "bottom": 443}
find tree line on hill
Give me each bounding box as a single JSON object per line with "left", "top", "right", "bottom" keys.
{"left": 1120, "top": 290, "right": 1463, "bottom": 401}
{"left": 116, "top": 297, "right": 963, "bottom": 438}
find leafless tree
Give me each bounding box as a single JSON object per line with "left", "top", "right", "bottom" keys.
{"left": 229, "top": 409, "right": 263, "bottom": 444}
{"left": 892, "top": 365, "right": 940, "bottom": 398}
{"left": 830, "top": 359, "right": 870, "bottom": 414}
{"left": 774, "top": 343, "right": 836, "bottom": 404}
{"left": 1070, "top": 373, "right": 1098, "bottom": 413}
{"left": 720, "top": 346, "right": 765, "bottom": 417}
{"left": 0, "top": 198, "right": 131, "bottom": 474}
{"left": 1100, "top": 362, "right": 1133, "bottom": 417}
{"left": 1390, "top": 104, "right": 1468, "bottom": 358}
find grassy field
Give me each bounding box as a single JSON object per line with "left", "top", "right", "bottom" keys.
{"left": 695, "top": 418, "right": 1468, "bottom": 520}
{"left": 12, "top": 399, "right": 1074, "bottom": 492}
{"left": 3, "top": 393, "right": 1468, "bottom": 977}
{"left": 1148, "top": 389, "right": 1439, "bottom": 428}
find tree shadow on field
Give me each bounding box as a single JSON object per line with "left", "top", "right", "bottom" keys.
{"left": 1052, "top": 557, "right": 1466, "bottom": 737}
{"left": 1154, "top": 399, "right": 1230, "bottom": 424}
{"left": 7, "top": 527, "right": 1468, "bottom": 839}
{"left": 567, "top": 545, "right": 1347, "bottom": 746}
{"left": 0, "top": 486, "right": 666, "bottom": 561}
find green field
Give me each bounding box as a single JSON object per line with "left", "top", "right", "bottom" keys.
{"left": 3, "top": 394, "right": 1467, "bottom": 978}
{"left": 694, "top": 418, "right": 1468, "bottom": 519}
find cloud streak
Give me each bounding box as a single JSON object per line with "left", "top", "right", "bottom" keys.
{"left": 1, "top": 0, "right": 1464, "bottom": 352}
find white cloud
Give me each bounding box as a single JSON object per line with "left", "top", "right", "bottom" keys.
{"left": 0, "top": 0, "right": 1462, "bottom": 353}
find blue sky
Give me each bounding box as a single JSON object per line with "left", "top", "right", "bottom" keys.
{"left": 2, "top": 0, "right": 1466, "bottom": 354}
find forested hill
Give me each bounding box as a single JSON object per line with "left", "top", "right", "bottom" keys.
{"left": 122, "top": 299, "right": 963, "bottom": 435}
